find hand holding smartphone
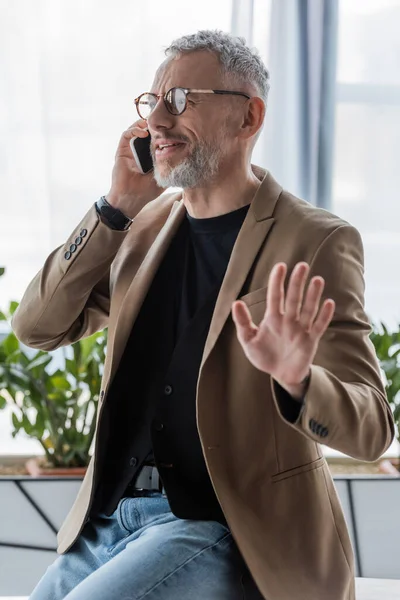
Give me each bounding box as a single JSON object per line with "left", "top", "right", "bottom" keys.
{"left": 106, "top": 121, "right": 163, "bottom": 217}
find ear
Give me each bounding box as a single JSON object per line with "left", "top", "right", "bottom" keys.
{"left": 240, "top": 97, "right": 265, "bottom": 140}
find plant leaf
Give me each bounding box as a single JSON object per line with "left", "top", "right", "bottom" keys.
{"left": 66, "top": 358, "right": 78, "bottom": 379}
{"left": 22, "top": 413, "right": 33, "bottom": 435}
{"left": 1, "top": 333, "right": 19, "bottom": 355}
{"left": 50, "top": 375, "right": 71, "bottom": 391}
{"left": 11, "top": 412, "right": 22, "bottom": 431}
{"left": 0, "top": 326, "right": 106, "bottom": 467}
{"left": 9, "top": 301, "right": 19, "bottom": 316}
{"left": 27, "top": 353, "right": 53, "bottom": 371}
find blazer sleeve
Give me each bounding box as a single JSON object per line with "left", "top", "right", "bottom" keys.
{"left": 271, "top": 224, "right": 395, "bottom": 461}
{"left": 12, "top": 204, "right": 128, "bottom": 351}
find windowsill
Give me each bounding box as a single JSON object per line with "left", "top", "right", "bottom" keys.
{"left": 0, "top": 454, "right": 43, "bottom": 465}
{"left": 322, "top": 439, "right": 400, "bottom": 460}
{"left": 0, "top": 442, "right": 399, "bottom": 468}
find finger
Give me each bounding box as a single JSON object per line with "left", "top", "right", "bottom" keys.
{"left": 266, "top": 263, "right": 287, "bottom": 318}
{"left": 127, "top": 119, "right": 148, "bottom": 131}
{"left": 299, "top": 276, "right": 325, "bottom": 331}
{"left": 311, "top": 299, "right": 335, "bottom": 338}
{"left": 121, "top": 126, "right": 149, "bottom": 142}
{"left": 284, "top": 262, "right": 309, "bottom": 320}
{"left": 232, "top": 301, "right": 259, "bottom": 344}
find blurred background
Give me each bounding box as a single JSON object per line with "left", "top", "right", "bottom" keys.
{"left": 1, "top": 0, "right": 399, "bottom": 453}
{"left": 1, "top": 0, "right": 400, "bottom": 595}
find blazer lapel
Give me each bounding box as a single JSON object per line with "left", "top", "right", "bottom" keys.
{"left": 200, "top": 169, "right": 282, "bottom": 370}
{"left": 108, "top": 199, "right": 186, "bottom": 383}
{"left": 105, "top": 167, "right": 282, "bottom": 387}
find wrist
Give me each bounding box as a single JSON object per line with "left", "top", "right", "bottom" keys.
{"left": 96, "top": 196, "right": 132, "bottom": 231}
{"left": 275, "top": 371, "right": 311, "bottom": 402}
{"left": 105, "top": 193, "right": 130, "bottom": 213}
{"left": 106, "top": 192, "right": 145, "bottom": 219}
{"left": 105, "top": 192, "right": 126, "bottom": 210}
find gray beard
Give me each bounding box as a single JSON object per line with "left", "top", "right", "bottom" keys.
{"left": 152, "top": 140, "right": 224, "bottom": 189}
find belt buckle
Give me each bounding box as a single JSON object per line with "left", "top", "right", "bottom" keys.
{"left": 133, "top": 465, "right": 161, "bottom": 492}
{"left": 151, "top": 466, "right": 161, "bottom": 491}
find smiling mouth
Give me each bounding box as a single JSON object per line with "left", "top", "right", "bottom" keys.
{"left": 155, "top": 143, "right": 186, "bottom": 158}
{"left": 156, "top": 142, "right": 185, "bottom": 150}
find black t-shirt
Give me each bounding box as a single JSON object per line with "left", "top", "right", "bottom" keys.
{"left": 180, "top": 202, "right": 250, "bottom": 330}
{"left": 144, "top": 203, "right": 250, "bottom": 491}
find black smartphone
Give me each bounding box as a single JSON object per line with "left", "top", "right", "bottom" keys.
{"left": 129, "top": 134, "right": 154, "bottom": 174}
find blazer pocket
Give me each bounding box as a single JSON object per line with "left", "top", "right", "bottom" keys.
{"left": 271, "top": 457, "right": 326, "bottom": 484}
{"left": 238, "top": 286, "right": 267, "bottom": 307}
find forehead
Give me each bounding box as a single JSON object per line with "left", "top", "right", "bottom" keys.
{"left": 151, "top": 51, "right": 224, "bottom": 93}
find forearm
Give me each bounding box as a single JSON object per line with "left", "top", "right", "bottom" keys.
{"left": 272, "top": 364, "right": 394, "bottom": 461}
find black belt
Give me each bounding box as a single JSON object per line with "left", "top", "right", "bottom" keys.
{"left": 123, "top": 465, "right": 166, "bottom": 497}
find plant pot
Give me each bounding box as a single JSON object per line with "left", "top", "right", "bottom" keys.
{"left": 25, "top": 457, "right": 87, "bottom": 477}
{"left": 378, "top": 458, "right": 400, "bottom": 476}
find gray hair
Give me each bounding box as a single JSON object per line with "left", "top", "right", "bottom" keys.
{"left": 164, "top": 30, "right": 270, "bottom": 103}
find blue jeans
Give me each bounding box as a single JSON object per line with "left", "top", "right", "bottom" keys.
{"left": 29, "top": 491, "right": 264, "bottom": 600}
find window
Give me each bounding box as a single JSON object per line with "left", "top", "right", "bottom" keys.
{"left": 332, "top": 0, "right": 400, "bottom": 327}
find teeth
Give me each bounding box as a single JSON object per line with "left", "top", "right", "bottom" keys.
{"left": 159, "top": 143, "right": 179, "bottom": 150}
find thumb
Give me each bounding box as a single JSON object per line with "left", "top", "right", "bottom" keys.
{"left": 232, "top": 301, "right": 258, "bottom": 345}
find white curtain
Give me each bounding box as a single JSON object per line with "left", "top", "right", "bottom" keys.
{"left": 233, "top": 0, "right": 338, "bottom": 207}
{"left": 231, "top": 0, "right": 255, "bottom": 43}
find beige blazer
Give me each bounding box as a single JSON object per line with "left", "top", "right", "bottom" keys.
{"left": 12, "top": 168, "right": 394, "bottom": 600}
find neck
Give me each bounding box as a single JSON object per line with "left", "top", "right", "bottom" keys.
{"left": 182, "top": 162, "right": 262, "bottom": 219}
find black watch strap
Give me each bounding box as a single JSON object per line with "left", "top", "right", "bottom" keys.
{"left": 96, "top": 196, "right": 132, "bottom": 231}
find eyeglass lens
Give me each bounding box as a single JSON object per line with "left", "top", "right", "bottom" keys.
{"left": 137, "top": 88, "right": 187, "bottom": 119}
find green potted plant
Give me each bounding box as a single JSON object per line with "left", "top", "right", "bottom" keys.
{"left": 0, "top": 294, "right": 107, "bottom": 476}
{"left": 370, "top": 322, "right": 400, "bottom": 475}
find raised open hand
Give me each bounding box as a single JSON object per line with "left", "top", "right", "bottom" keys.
{"left": 231, "top": 262, "right": 335, "bottom": 399}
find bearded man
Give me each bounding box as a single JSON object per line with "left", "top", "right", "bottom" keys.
{"left": 14, "top": 30, "right": 393, "bottom": 600}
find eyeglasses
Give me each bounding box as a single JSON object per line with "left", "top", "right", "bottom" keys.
{"left": 134, "top": 87, "right": 251, "bottom": 120}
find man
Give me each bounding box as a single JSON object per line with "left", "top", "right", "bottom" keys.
{"left": 14, "top": 30, "right": 393, "bottom": 600}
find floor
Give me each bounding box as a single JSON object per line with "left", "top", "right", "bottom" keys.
{"left": 2, "top": 579, "right": 400, "bottom": 600}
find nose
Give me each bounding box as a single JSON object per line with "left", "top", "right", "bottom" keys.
{"left": 147, "top": 96, "right": 176, "bottom": 133}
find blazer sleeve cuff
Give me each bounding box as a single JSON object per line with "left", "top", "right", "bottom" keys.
{"left": 272, "top": 379, "right": 306, "bottom": 424}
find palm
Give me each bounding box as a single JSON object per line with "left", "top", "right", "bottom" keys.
{"left": 232, "top": 262, "right": 335, "bottom": 388}
{"left": 238, "top": 313, "right": 319, "bottom": 384}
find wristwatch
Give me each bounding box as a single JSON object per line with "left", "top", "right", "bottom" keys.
{"left": 95, "top": 196, "right": 132, "bottom": 231}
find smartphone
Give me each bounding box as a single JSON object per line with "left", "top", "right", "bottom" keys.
{"left": 130, "top": 134, "right": 154, "bottom": 174}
